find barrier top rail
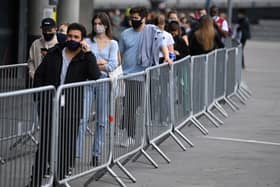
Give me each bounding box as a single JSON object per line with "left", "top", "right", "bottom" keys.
{"left": 0, "top": 85, "right": 55, "bottom": 97}
{"left": 0, "top": 63, "right": 28, "bottom": 69}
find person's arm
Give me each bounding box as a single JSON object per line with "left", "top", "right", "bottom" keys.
{"left": 81, "top": 40, "right": 101, "bottom": 80}
{"left": 161, "top": 45, "right": 173, "bottom": 64}
{"left": 85, "top": 52, "right": 101, "bottom": 80}
{"left": 27, "top": 43, "right": 36, "bottom": 79}
{"left": 104, "top": 40, "right": 119, "bottom": 72}
{"left": 33, "top": 56, "right": 47, "bottom": 88}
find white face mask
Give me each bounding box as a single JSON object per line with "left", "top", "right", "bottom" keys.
{"left": 94, "top": 25, "right": 106, "bottom": 34}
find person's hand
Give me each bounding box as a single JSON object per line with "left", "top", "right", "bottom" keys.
{"left": 80, "top": 40, "right": 91, "bottom": 52}
{"left": 164, "top": 57, "right": 173, "bottom": 65}
{"left": 174, "top": 50, "right": 180, "bottom": 56}
{"left": 97, "top": 59, "right": 108, "bottom": 65}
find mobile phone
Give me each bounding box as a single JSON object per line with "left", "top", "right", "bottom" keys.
{"left": 41, "top": 48, "right": 48, "bottom": 52}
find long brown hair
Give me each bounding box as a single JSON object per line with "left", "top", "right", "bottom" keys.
{"left": 89, "top": 12, "right": 113, "bottom": 41}
{"left": 195, "top": 15, "right": 215, "bottom": 51}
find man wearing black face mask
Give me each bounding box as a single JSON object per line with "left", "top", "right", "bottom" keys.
{"left": 27, "top": 18, "right": 58, "bottom": 79}
{"left": 118, "top": 6, "right": 172, "bottom": 146}
{"left": 28, "top": 23, "right": 100, "bottom": 187}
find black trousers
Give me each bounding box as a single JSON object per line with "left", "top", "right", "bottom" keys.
{"left": 123, "top": 80, "right": 143, "bottom": 138}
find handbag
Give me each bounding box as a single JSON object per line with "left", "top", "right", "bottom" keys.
{"left": 108, "top": 65, "right": 123, "bottom": 78}
{"left": 108, "top": 40, "right": 123, "bottom": 79}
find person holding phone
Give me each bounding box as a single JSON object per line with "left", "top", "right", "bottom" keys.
{"left": 29, "top": 23, "right": 100, "bottom": 187}
{"left": 27, "top": 18, "right": 58, "bottom": 79}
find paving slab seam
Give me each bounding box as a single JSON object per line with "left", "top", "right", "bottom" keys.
{"left": 203, "top": 136, "right": 280, "bottom": 146}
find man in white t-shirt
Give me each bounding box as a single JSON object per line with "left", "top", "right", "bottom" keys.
{"left": 154, "top": 14, "right": 175, "bottom": 63}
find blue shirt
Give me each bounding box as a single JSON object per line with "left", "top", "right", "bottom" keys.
{"left": 85, "top": 37, "right": 119, "bottom": 77}
{"left": 119, "top": 28, "right": 145, "bottom": 75}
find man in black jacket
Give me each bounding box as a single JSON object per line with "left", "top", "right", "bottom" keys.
{"left": 237, "top": 9, "right": 251, "bottom": 69}
{"left": 30, "top": 23, "right": 100, "bottom": 187}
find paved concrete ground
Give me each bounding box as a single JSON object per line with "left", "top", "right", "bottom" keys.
{"left": 71, "top": 40, "right": 280, "bottom": 187}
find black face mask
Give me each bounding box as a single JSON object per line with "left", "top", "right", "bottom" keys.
{"left": 56, "top": 32, "right": 67, "bottom": 43}
{"left": 43, "top": 33, "right": 55, "bottom": 41}
{"left": 131, "top": 19, "right": 143, "bottom": 29}
{"left": 66, "top": 40, "right": 81, "bottom": 51}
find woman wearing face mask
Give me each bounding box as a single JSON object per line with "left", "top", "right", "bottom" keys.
{"left": 76, "top": 12, "right": 119, "bottom": 166}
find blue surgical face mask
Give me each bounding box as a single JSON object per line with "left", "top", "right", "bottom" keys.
{"left": 66, "top": 40, "right": 81, "bottom": 51}
{"left": 57, "top": 32, "right": 67, "bottom": 43}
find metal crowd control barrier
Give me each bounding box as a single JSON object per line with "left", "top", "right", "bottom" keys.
{"left": 236, "top": 44, "right": 252, "bottom": 98}
{"left": 205, "top": 51, "right": 225, "bottom": 126}
{"left": 0, "top": 63, "right": 33, "bottom": 92}
{"left": 235, "top": 44, "right": 251, "bottom": 101}
{"left": 225, "top": 47, "right": 250, "bottom": 110}
{"left": 0, "top": 43, "right": 251, "bottom": 187}
{"left": 207, "top": 49, "right": 229, "bottom": 120}
{"left": 89, "top": 72, "right": 152, "bottom": 187}
{"left": 52, "top": 79, "right": 113, "bottom": 187}
{"left": 191, "top": 54, "right": 218, "bottom": 134}
{"left": 0, "top": 86, "right": 55, "bottom": 187}
{"left": 171, "top": 56, "right": 194, "bottom": 147}
{"left": 225, "top": 47, "right": 240, "bottom": 111}
{"left": 139, "top": 63, "right": 187, "bottom": 165}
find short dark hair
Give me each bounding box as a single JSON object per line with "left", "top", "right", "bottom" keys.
{"left": 167, "top": 10, "right": 178, "bottom": 18}
{"left": 238, "top": 8, "right": 247, "bottom": 15}
{"left": 168, "top": 20, "right": 181, "bottom": 36}
{"left": 67, "top": 23, "right": 87, "bottom": 39}
{"left": 130, "top": 6, "right": 148, "bottom": 19}
{"left": 210, "top": 5, "right": 218, "bottom": 16}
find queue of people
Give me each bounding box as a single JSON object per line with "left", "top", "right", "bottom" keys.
{"left": 27, "top": 5, "right": 250, "bottom": 186}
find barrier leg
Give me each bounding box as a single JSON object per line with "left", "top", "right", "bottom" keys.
{"left": 203, "top": 111, "right": 220, "bottom": 128}
{"left": 239, "top": 88, "right": 250, "bottom": 99}
{"left": 64, "top": 182, "right": 71, "bottom": 187}
{"left": 191, "top": 117, "right": 208, "bottom": 135}
{"left": 9, "top": 123, "right": 39, "bottom": 150}
{"left": 87, "top": 168, "right": 107, "bottom": 182}
{"left": 140, "top": 149, "right": 159, "bottom": 168}
{"left": 116, "top": 161, "right": 136, "bottom": 183}
{"left": 151, "top": 142, "right": 171, "bottom": 164}
{"left": 85, "top": 166, "right": 126, "bottom": 187}
{"left": 224, "top": 97, "right": 238, "bottom": 111}
{"left": 131, "top": 146, "right": 158, "bottom": 168}
{"left": 214, "top": 102, "right": 228, "bottom": 118}
{"left": 240, "top": 82, "right": 252, "bottom": 96}
{"left": 207, "top": 109, "right": 224, "bottom": 125}
{"left": 234, "top": 92, "right": 246, "bottom": 104}
{"left": 169, "top": 131, "right": 187, "bottom": 151}
{"left": 131, "top": 145, "right": 148, "bottom": 162}
{"left": 107, "top": 166, "right": 127, "bottom": 187}
{"left": 174, "top": 128, "right": 194, "bottom": 147}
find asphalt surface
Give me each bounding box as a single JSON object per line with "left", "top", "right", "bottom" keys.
{"left": 71, "top": 40, "right": 280, "bottom": 187}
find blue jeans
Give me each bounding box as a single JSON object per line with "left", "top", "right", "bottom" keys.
{"left": 76, "top": 76, "right": 110, "bottom": 158}
{"left": 92, "top": 81, "right": 110, "bottom": 157}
